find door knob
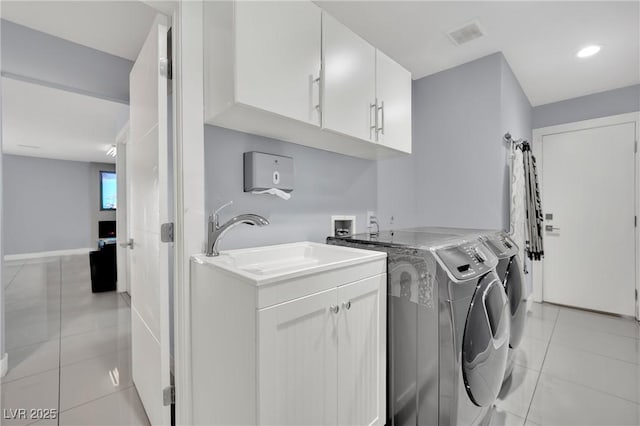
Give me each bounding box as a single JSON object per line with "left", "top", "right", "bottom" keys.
{"left": 120, "top": 238, "right": 134, "bottom": 249}
{"left": 545, "top": 225, "right": 560, "bottom": 232}
{"left": 342, "top": 300, "right": 352, "bottom": 310}
{"left": 329, "top": 305, "right": 340, "bottom": 314}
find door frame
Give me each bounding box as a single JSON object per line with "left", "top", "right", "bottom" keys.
{"left": 532, "top": 111, "right": 640, "bottom": 320}
{"left": 171, "top": 2, "right": 205, "bottom": 425}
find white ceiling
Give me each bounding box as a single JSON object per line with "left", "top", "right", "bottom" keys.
{"left": 2, "top": 1, "right": 637, "bottom": 107}
{"left": 316, "top": 1, "right": 640, "bottom": 106}
{"left": 1, "top": 1, "right": 160, "bottom": 61}
{"left": 2, "top": 78, "right": 129, "bottom": 164}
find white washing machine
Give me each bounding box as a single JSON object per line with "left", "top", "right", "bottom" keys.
{"left": 328, "top": 231, "right": 511, "bottom": 426}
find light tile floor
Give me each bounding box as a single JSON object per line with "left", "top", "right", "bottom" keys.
{"left": 2, "top": 255, "right": 640, "bottom": 425}
{"left": 488, "top": 302, "right": 640, "bottom": 426}
{"left": 1, "top": 255, "right": 149, "bottom": 426}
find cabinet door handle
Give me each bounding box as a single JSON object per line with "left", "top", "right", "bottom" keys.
{"left": 370, "top": 99, "right": 378, "bottom": 141}
{"left": 378, "top": 101, "right": 385, "bottom": 135}
{"left": 313, "top": 74, "right": 322, "bottom": 114}
{"left": 342, "top": 300, "right": 352, "bottom": 310}
{"left": 329, "top": 305, "right": 340, "bottom": 314}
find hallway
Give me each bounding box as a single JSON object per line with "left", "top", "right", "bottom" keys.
{"left": 1, "top": 255, "right": 148, "bottom": 425}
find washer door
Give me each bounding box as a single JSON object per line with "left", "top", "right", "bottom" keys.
{"left": 505, "top": 256, "right": 526, "bottom": 350}
{"left": 462, "top": 274, "right": 510, "bottom": 407}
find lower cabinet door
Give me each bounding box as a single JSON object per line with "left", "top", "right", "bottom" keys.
{"left": 337, "top": 274, "right": 387, "bottom": 426}
{"left": 258, "top": 287, "right": 339, "bottom": 425}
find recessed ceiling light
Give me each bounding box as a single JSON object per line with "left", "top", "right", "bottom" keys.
{"left": 577, "top": 45, "right": 601, "bottom": 58}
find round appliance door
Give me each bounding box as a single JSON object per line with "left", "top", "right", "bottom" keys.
{"left": 505, "top": 255, "right": 526, "bottom": 350}
{"left": 462, "top": 273, "right": 510, "bottom": 407}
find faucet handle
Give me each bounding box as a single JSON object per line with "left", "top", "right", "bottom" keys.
{"left": 213, "top": 200, "right": 234, "bottom": 224}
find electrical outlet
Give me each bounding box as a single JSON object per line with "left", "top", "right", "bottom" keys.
{"left": 366, "top": 211, "right": 376, "bottom": 229}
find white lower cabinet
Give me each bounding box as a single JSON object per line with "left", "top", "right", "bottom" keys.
{"left": 191, "top": 247, "right": 386, "bottom": 426}
{"left": 258, "top": 274, "right": 387, "bottom": 426}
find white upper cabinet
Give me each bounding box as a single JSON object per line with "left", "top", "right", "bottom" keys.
{"left": 205, "top": 0, "right": 321, "bottom": 124}
{"left": 235, "top": 1, "right": 321, "bottom": 126}
{"left": 322, "top": 12, "right": 376, "bottom": 142}
{"left": 375, "top": 50, "right": 412, "bottom": 153}
{"left": 204, "top": 0, "right": 412, "bottom": 159}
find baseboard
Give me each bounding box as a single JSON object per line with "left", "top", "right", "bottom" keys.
{"left": 1, "top": 352, "right": 7, "bottom": 377}
{"left": 4, "top": 247, "right": 94, "bottom": 261}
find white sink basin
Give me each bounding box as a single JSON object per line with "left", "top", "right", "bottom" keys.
{"left": 192, "top": 241, "right": 385, "bottom": 285}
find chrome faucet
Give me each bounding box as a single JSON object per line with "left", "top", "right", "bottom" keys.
{"left": 206, "top": 201, "right": 269, "bottom": 256}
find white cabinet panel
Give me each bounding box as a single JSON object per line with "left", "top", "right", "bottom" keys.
{"left": 259, "top": 288, "right": 338, "bottom": 426}
{"left": 322, "top": 12, "right": 376, "bottom": 142}
{"left": 235, "top": 1, "right": 321, "bottom": 126}
{"left": 337, "top": 274, "right": 386, "bottom": 425}
{"left": 375, "top": 50, "right": 412, "bottom": 153}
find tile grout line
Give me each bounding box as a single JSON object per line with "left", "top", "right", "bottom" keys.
{"left": 4, "top": 262, "right": 26, "bottom": 291}
{"left": 523, "top": 306, "right": 561, "bottom": 423}
{"left": 536, "top": 368, "right": 640, "bottom": 407}
{"left": 57, "top": 384, "right": 136, "bottom": 416}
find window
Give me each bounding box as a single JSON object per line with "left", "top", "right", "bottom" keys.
{"left": 100, "top": 171, "right": 117, "bottom": 210}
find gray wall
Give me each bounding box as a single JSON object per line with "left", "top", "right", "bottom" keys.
{"left": 533, "top": 84, "right": 640, "bottom": 128}
{"left": 500, "top": 55, "right": 533, "bottom": 226}
{"left": 2, "top": 155, "right": 112, "bottom": 255}
{"left": 1, "top": 19, "right": 133, "bottom": 104}
{"left": 204, "top": 125, "right": 377, "bottom": 250}
{"left": 378, "top": 53, "right": 531, "bottom": 232}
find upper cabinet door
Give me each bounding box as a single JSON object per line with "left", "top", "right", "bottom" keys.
{"left": 322, "top": 12, "right": 376, "bottom": 142}
{"left": 235, "top": 1, "right": 322, "bottom": 126}
{"left": 376, "top": 50, "right": 412, "bottom": 153}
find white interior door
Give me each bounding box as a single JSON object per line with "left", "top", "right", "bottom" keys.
{"left": 129, "top": 15, "right": 171, "bottom": 425}
{"left": 541, "top": 122, "right": 636, "bottom": 316}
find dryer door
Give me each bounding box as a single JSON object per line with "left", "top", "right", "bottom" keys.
{"left": 462, "top": 273, "right": 510, "bottom": 407}
{"left": 505, "top": 255, "right": 526, "bottom": 350}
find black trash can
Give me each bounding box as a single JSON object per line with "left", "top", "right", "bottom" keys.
{"left": 90, "top": 245, "right": 117, "bottom": 293}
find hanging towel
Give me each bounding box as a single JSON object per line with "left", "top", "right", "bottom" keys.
{"left": 521, "top": 142, "right": 544, "bottom": 261}
{"left": 509, "top": 146, "right": 527, "bottom": 268}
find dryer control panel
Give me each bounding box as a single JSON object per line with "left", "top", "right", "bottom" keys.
{"left": 484, "top": 234, "right": 519, "bottom": 259}
{"left": 436, "top": 242, "right": 498, "bottom": 281}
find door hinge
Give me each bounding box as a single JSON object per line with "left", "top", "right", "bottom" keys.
{"left": 635, "top": 216, "right": 637, "bottom": 228}
{"left": 635, "top": 140, "right": 638, "bottom": 153}
{"left": 635, "top": 289, "right": 638, "bottom": 301}
{"left": 166, "top": 27, "right": 172, "bottom": 80}
{"left": 161, "top": 222, "right": 174, "bottom": 243}
{"left": 162, "top": 385, "right": 175, "bottom": 406}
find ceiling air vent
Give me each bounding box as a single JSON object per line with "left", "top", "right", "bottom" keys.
{"left": 447, "top": 20, "right": 485, "bottom": 46}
